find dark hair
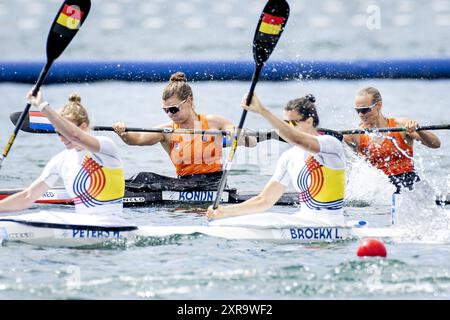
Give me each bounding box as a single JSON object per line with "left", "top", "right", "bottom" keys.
{"left": 162, "top": 72, "right": 193, "bottom": 101}
{"left": 284, "top": 94, "right": 319, "bottom": 127}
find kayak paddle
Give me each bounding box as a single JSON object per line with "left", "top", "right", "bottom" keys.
{"left": 0, "top": 0, "right": 91, "bottom": 169}
{"left": 339, "top": 124, "right": 450, "bottom": 135}
{"left": 10, "top": 111, "right": 448, "bottom": 143}
{"left": 212, "top": 0, "right": 290, "bottom": 209}
{"left": 9, "top": 112, "right": 232, "bottom": 136}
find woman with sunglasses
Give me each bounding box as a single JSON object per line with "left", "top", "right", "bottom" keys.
{"left": 343, "top": 87, "right": 441, "bottom": 194}
{"left": 0, "top": 90, "right": 125, "bottom": 215}
{"left": 112, "top": 72, "right": 256, "bottom": 186}
{"left": 207, "top": 94, "right": 346, "bottom": 226}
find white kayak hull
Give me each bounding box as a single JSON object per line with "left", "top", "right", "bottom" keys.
{"left": 0, "top": 223, "right": 405, "bottom": 247}
{"left": 135, "top": 225, "right": 406, "bottom": 241}
{"left": 0, "top": 220, "right": 136, "bottom": 247}
{"left": 0, "top": 211, "right": 137, "bottom": 247}
{"left": 0, "top": 211, "right": 407, "bottom": 248}
{"left": 0, "top": 211, "right": 405, "bottom": 247}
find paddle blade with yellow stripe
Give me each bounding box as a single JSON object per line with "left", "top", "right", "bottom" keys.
{"left": 253, "top": 0, "right": 290, "bottom": 66}
{"left": 47, "top": 0, "right": 91, "bottom": 61}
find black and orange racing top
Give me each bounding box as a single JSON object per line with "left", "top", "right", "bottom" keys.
{"left": 169, "top": 114, "right": 223, "bottom": 177}
{"left": 359, "top": 118, "right": 414, "bottom": 176}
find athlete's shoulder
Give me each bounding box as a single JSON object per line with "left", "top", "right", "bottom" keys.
{"left": 94, "top": 135, "right": 121, "bottom": 156}
{"left": 389, "top": 117, "right": 409, "bottom": 126}
{"left": 318, "top": 133, "right": 344, "bottom": 147}
{"left": 205, "top": 114, "right": 232, "bottom": 128}
{"left": 156, "top": 122, "right": 173, "bottom": 129}
{"left": 95, "top": 135, "right": 116, "bottom": 145}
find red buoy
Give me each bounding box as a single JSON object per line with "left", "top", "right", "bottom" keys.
{"left": 356, "top": 238, "right": 387, "bottom": 257}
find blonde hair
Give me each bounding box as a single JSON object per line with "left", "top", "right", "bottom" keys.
{"left": 162, "top": 72, "right": 193, "bottom": 101}
{"left": 58, "top": 93, "right": 90, "bottom": 126}
{"left": 358, "top": 87, "right": 382, "bottom": 104}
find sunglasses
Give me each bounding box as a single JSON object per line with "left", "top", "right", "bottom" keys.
{"left": 355, "top": 101, "right": 378, "bottom": 115}
{"left": 162, "top": 99, "right": 186, "bottom": 114}
{"left": 284, "top": 119, "right": 303, "bottom": 127}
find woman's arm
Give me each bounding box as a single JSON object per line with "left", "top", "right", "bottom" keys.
{"left": 260, "top": 108, "right": 320, "bottom": 153}
{"left": 112, "top": 122, "right": 165, "bottom": 146}
{"left": 397, "top": 118, "right": 441, "bottom": 149}
{"left": 243, "top": 94, "right": 320, "bottom": 153}
{"left": 28, "top": 90, "right": 102, "bottom": 153}
{"left": 207, "top": 115, "right": 258, "bottom": 147}
{"left": 0, "top": 179, "right": 49, "bottom": 213}
{"left": 207, "top": 180, "right": 285, "bottom": 219}
{"left": 343, "top": 134, "right": 359, "bottom": 152}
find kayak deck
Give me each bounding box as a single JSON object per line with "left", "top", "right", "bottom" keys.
{"left": 1, "top": 187, "right": 448, "bottom": 207}
{"left": 0, "top": 187, "right": 300, "bottom": 207}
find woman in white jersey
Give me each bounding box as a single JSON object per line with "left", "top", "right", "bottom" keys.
{"left": 0, "top": 90, "right": 125, "bottom": 215}
{"left": 207, "top": 93, "right": 346, "bottom": 226}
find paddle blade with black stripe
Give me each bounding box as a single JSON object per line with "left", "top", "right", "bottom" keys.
{"left": 47, "top": 0, "right": 91, "bottom": 61}
{"left": 0, "top": 0, "right": 91, "bottom": 169}
{"left": 253, "top": 0, "right": 290, "bottom": 68}
{"left": 212, "top": 0, "right": 290, "bottom": 209}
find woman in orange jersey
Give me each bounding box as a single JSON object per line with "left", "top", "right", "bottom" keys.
{"left": 343, "top": 87, "right": 441, "bottom": 193}
{"left": 112, "top": 72, "right": 257, "bottom": 186}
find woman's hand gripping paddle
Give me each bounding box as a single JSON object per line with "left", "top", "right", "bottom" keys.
{"left": 212, "top": 0, "right": 290, "bottom": 209}
{"left": 0, "top": 0, "right": 91, "bottom": 169}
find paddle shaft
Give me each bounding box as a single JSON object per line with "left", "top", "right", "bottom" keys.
{"left": 9, "top": 110, "right": 449, "bottom": 139}
{"left": 0, "top": 61, "right": 53, "bottom": 167}
{"left": 258, "top": 124, "right": 450, "bottom": 143}
{"left": 94, "top": 126, "right": 230, "bottom": 136}
{"left": 213, "top": 65, "right": 263, "bottom": 209}
{"left": 340, "top": 124, "right": 450, "bottom": 135}
{"left": 1, "top": 0, "right": 91, "bottom": 169}
{"left": 212, "top": 0, "right": 289, "bottom": 209}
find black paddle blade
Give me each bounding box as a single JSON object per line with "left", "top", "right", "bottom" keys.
{"left": 253, "top": 0, "right": 290, "bottom": 66}
{"left": 9, "top": 112, "right": 55, "bottom": 134}
{"left": 46, "top": 0, "right": 91, "bottom": 61}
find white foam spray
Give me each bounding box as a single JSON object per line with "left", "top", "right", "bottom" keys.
{"left": 343, "top": 145, "right": 396, "bottom": 206}
{"left": 395, "top": 181, "right": 450, "bottom": 243}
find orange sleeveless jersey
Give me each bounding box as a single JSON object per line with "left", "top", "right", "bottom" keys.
{"left": 359, "top": 118, "right": 414, "bottom": 176}
{"left": 169, "top": 114, "right": 223, "bottom": 176}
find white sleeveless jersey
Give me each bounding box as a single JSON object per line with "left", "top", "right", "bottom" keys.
{"left": 270, "top": 134, "right": 345, "bottom": 218}
{"left": 38, "top": 136, "right": 125, "bottom": 214}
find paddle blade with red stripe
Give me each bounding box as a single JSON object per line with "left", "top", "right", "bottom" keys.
{"left": 253, "top": 0, "right": 290, "bottom": 67}
{"left": 47, "top": 0, "right": 91, "bottom": 61}
{"left": 212, "top": 0, "right": 290, "bottom": 209}
{"left": 0, "top": 0, "right": 91, "bottom": 168}
{"left": 10, "top": 111, "right": 55, "bottom": 134}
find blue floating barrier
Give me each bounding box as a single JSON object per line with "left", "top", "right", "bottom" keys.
{"left": 1, "top": 59, "right": 450, "bottom": 83}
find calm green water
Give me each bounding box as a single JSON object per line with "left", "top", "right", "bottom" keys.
{"left": 0, "top": 81, "right": 449, "bottom": 299}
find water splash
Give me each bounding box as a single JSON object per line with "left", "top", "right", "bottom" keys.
{"left": 344, "top": 145, "right": 396, "bottom": 206}
{"left": 396, "top": 181, "right": 450, "bottom": 243}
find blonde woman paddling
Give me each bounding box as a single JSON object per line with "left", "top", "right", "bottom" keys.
{"left": 344, "top": 87, "right": 441, "bottom": 193}
{"left": 0, "top": 90, "right": 125, "bottom": 215}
